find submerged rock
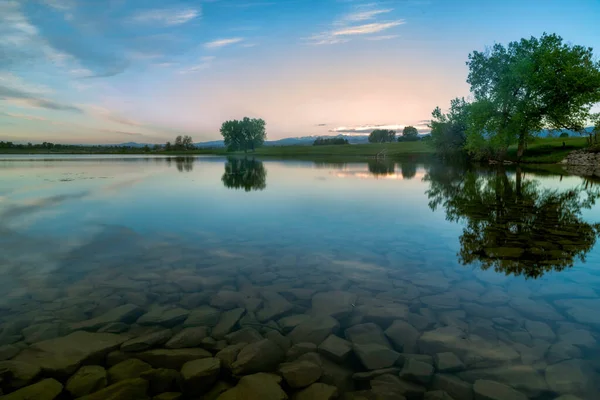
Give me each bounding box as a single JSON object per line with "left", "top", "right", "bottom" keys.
{"left": 473, "top": 379, "right": 527, "bottom": 400}
{"left": 318, "top": 334, "right": 352, "bottom": 363}
{"left": 288, "top": 317, "right": 339, "bottom": 346}
{"left": 136, "top": 306, "right": 189, "bottom": 328}
{"left": 165, "top": 327, "right": 209, "bottom": 349}
{"left": 231, "top": 339, "right": 284, "bottom": 375}
{"left": 311, "top": 291, "right": 357, "bottom": 319}
{"left": 70, "top": 304, "right": 144, "bottom": 332}
{"left": 292, "top": 382, "right": 338, "bottom": 400}
{"left": 434, "top": 352, "right": 464, "bottom": 373}
{"left": 217, "top": 373, "right": 286, "bottom": 400}
{"left": 0, "top": 360, "right": 41, "bottom": 389}
{"left": 183, "top": 306, "right": 221, "bottom": 328}
{"left": 212, "top": 308, "right": 246, "bottom": 339}
{"left": 400, "top": 358, "right": 434, "bottom": 384}
{"left": 135, "top": 348, "right": 212, "bottom": 369}
{"left": 140, "top": 368, "right": 181, "bottom": 394}
{"left": 66, "top": 365, "right": 107, "bottom": 397}
{"left": 384, "top": 320, "right": 419, "bottom": 353}
{"left": 181, "top": 357, "right": 221, "bottom": 395}
{"left": 121, "top": 329, "right": 172, "bottom": 352}
{"left": 13, "top": 331, "right": 127, "bottom": 378}
{"left": 0, "top": 378, "right": 63, "bottom": 400}
{"left": 215, "top": 343, "right": 247, "bottom": 371}
{"left": 278, "top": 360, "right": 322, "bottom": 388}
{"left": 108, "top": 359, "right": 152, "bottom": 383}
{"left": 78, "top": 377, "right": 149, "bottom": 400}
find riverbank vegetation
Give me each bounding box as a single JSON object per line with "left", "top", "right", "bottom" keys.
{"left": 430, "top": 33, "right": 600, "bottom": 162}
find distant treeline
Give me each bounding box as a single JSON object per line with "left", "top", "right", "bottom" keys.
{"left": 0, "top": 141, "right": 153, "bottom": 153}
{"left": 313, "top": 137, "right": 349, "bottom": 146}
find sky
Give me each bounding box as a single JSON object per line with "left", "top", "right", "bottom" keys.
{"left": 1, "top": 0, "right": 599, "bottom": 144}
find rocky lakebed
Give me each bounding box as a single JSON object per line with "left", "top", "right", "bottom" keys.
{"left": 0, "top": 245, "right": 598, "bottom": 400}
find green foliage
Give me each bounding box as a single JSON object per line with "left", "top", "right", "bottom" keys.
{"left": 559, "top": 132, "right": 569, "bottom": 138}
{"left": 429, "top": 97, "right": 470, "bottom": 157}
{"left": 466, "top": 33, "right": 600, "bottom": 160}
{"left": 221, "top": 158, "right": 267, "bottom": 191}
{"left": 313, "top": 137, "right": 349, "bottom": 146}
{"left": 220, "top": 117, "right": 267, "bottom": 152}
{"left": 368, "top": 129, "right": 396, "bottom": 143}
{"left": 398, "top": 126, "right": 419, "bottom": 142}
{"left": 425, "top": 164, "right": 600, "bottom": 278}
{"left": 400, "top": 162, "right": 417, "bottom": 179}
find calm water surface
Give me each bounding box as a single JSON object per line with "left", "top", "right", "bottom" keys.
{"left": 0, "top": 155, "right": 599, "bottom": 399}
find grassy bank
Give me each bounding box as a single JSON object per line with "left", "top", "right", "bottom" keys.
{"left": 508, "top": 136, "right": 588, "bottom": 163}
{"left": 0, "top": 137, "right": 590, "bottom": 163}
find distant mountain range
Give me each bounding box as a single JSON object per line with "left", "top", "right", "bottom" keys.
{"left": 103, "top": 127, "right": 595, "bottom": 148}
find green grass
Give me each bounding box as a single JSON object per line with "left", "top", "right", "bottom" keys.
{"left": 507, "top": 136, "right": 588, "bottom": 163}
{"left": 248, "top": 141, "right": 434, "bottom": 157}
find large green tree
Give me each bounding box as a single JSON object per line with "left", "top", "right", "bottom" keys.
{"left": 368, "top": 129, "right": 396, "bottom": 143}
{"left": 466, "top": 33, "right": 600, "bottom": 160}
{"left": 220, "top": 117, "right": 267, "bottom": 152}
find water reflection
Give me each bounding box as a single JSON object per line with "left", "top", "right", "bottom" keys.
{"left": 425, "top": 164, "right": 600, "bottom": 278}
{"left": 400, "top": 162, "right": 417, "bottom": 180}
{"left": 367, "top": 159, "right": 395, "bottom": 177}
{"left": 221, "top": 157, "right": 267, "bottom": 191}
{"left": 173, "top": 157, "right": 194, "bottom": 172}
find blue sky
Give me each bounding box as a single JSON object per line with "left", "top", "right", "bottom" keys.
{"left": 1, "top": 0, "right": 599, "bottom": 144}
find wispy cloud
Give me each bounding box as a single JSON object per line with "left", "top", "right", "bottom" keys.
{"left": 0, "top": 84, "right": 83, "bottom": 113}
{"left": 1, "top": 112, "right": 48, "bottom": 122}
{"left": 204, "top": 38, "right": 244, "bottom": 49}
{"left": 366, "top": 34, "right": 399, "bottom": 41}
{"left": 131, "top": 7, "right": 200, "bottom": 26}
{"left": 333, "top": 21, "right": 404, "bottom": 36}
{"left": 41, "top": 0, "right": 75, "bottom": 11}
{"left": 330, "top": 123, "right": 429, "bottom": 134}
{"left": 342, "top": 8, "right": 392, "bottom": 22}
{"left": 179, "top": 56, "right": 216, "bottom": 74}
{"left": 306, "top": 6, "right": 403, "bottom": 45}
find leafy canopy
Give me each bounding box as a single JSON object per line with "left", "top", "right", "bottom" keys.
{"left": 429, "top": 97, "right": 470, "bottom": 156}
{"left": 220, "top": 117, "right": 267, "bottom": 152}
{"left": 465, "top": 33, "right": 600, "bottom": 158}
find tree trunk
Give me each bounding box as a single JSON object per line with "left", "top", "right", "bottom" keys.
{"left": 516, "top": 137, "right": 526, "bottom": 161}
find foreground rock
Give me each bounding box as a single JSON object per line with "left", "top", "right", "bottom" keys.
{"left": 212, "top": 308, "right": 246, "bottom": 339}
{"left": 231, "top": 339, "right": 284, "bottom": 375}
{"left": 278, "top": 360, "right": 322, "bottom": 388}
{"left": 181, "top": 357, "right": 221, "bottom": 395}
{"left": 400, "top": 358, "right": 434, "bottom": 384}
{"left": 545, "top": 359, "right": 597, "bottom": 396}
{"left": 318, "top": 335, "right": 352, "bottom": 363}
{"left": 66, "top": 365, "right": 108, "bottom": 397}
{"left": 70, "top": 304, "right": 143, "bottom": 331}
{"left": 473, "top": 379, "right": 527, "bottom": 400}
{"left": 136, "top": 306, "right": 189, "bottom": 327}
{"left": 14, "top": 331, "right": 127, "bottom": 377}
{"left": 165, "top": 327, "right": 209, "bottom": 349}
{"left": 385, "top": 320, "right": 419, "bottom": 353}
{"left": 346, "top": 323, "right": 399, "bottom": 370}
{"left": 184, "top": 306, "right": 221, "bottom": 327}
{"left": 78, "top": 378, "right": 149, "bottom": 400}
{"left": 1, "top": 378, "right": 63, "bottom": 400}
{"left": 0, "top": 360, "right": 41, "bottom": 389}
{"left": 292, "top": 382, "right": 338, "bottom": 400}
{"left": 218, "top": 373, "right": 287, "bottom": 400}
{"left": 121, "top": 329, "right": 172, "bottom": 352}
{"left": 108, "top": 359, "right": 152, "bottom": 383}
{"left": 288, "top": 317, "right": 339, "bottom": 346}
{"left": 311, "top": 291, "right": 357, "bottom": 319}
{"left": 135, "top": 348, "right": 212, "bottom": 369}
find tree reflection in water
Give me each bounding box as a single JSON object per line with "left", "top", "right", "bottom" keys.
{"left": 221, "top": 158, "right": 267, "bottom": 192}
{"left": 425, "top": 164, "right": 600, "bottom": 278}
{"left": 368, "top": 159, "right": 395, "bottom": 177}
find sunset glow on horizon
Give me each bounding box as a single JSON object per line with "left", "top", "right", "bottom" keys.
{"left": 1, "top": 0, "right": 599, "bottom": 144}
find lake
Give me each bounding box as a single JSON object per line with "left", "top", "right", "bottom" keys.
{"left": 0, "top": 154, "right": 599, "bottom": 399}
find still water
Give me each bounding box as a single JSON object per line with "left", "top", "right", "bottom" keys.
{"left": 0, "top": 155, "right": 599, "bottom": 399}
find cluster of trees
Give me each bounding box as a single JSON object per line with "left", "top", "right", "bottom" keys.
{"left": 165, "top": 135, "right": 195, "bottom": 151}
{"left": 430, "top": 33, "right": 600, "bottom": 161}
{"left": 425, "top": 163, "right": 600, "bottom": 278}
{"left": 397, "top": 126, "right": 420, "bottom": 142}
{"left": 313, "top": 137, "right": 349, "bottom": 146}
{"left": 368, "top": 129, "right": 396, "bottom": 143}
{"left": 220, "top": 117, "right": 266, "bottom": 152}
